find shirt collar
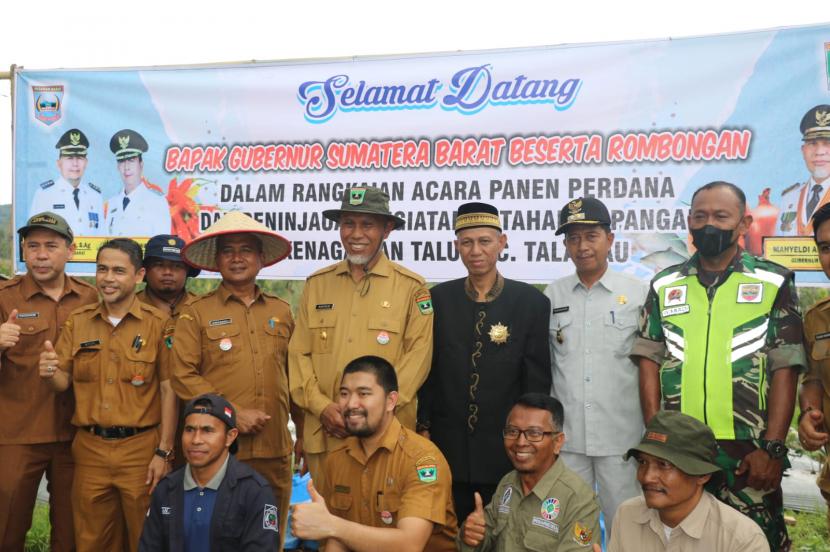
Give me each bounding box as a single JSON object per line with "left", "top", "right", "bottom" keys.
{"left": 345, "top": 417, "right": 403, "bottom": 465}
{"left": 529, "top": 458, "right": 566, "bottom": 500}
{"left": 20, "top": 272, "right": 79, "bottom": 301}
{"left": 464, "top": 272, "right": 504, "bottom": 302}
{"left": 334, "top": 253, "right": 392, "bottom": 278}
{"left": 89, "top": 295, "right": 143, "bottom": 322}
{"left": 570, "top": 268, "right": 616, "bottom": 294}
{"left": 217, "top": 282, "right": 264, "bottom": 305}
{"left": 683, "top": 247, "right": 747, "bottom": 277}
{"left": 641, "top": 491, "right": 712, "bottom": 540}
{"left": 184, "top": 453, "right": 230, "bottom": 491}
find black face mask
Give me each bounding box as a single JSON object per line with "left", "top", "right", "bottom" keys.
{"left": 690, "top": 224, "right": 737, "bottom": 258}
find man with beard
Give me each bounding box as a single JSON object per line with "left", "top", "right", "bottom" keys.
{"left": 0, "top": 212, "right": 98, "bottom": 551}
{"left": 290, "top": 355, "right": 457, "bottom": 552}
{"left": 38, "top": 238, "right": 177, "bottom": 552}
{"left": 289, "top": 187, "right": 433, "bottom": 491}
{"left": 631, "top": 181, "right": 806, "bottom": 551}
{"left": 139, "top": 394, "right": 280, "bottom": 551}
{"left": 459, "top": 393, "right": 599, "bottom": 551}
{"left": 778, "top": 104, "right": 830, "bottom": 235}
{"left": 137, "top": 234, "right": 200, "bottom": 319}
{"left": 172, "top": 212, "right": 295, "bottom": 549}
{"left": 417, "top": 202, "right": 551, "bottom": 523}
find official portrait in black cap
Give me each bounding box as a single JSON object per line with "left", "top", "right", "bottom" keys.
{"left": 417, "top": 201, "right": 552, "bottom": 524}
{"left": 778, "top": 104, "right": 830, "bottom": 236}
{"left": 104, "top": 129, "right": 172, "bottom": 237}
{"left": 29, "top": 128, "right": 104, "bottom": 237}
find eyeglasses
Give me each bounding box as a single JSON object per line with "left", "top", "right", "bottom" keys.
{"left": 502, "top": 428, "right": 559, "bottom": 442}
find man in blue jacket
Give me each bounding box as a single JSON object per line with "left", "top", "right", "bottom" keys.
{"left": 139, "top": 394, "right": 279, "bottom": 551}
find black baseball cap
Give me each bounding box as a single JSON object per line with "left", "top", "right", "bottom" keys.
{"left": 555, "top": 197, "right": 612, "bottom": 235}
{"left": 143, "top": 235, "right": 200, "bottom": 278}
{"left": 183, "top": 394, "right": 238, "bottom": 454}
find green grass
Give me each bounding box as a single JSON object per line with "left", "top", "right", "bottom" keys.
{"left": 787, "top": 509, "right": 830, "bottom": 552}
{"left": 24, "top": 503, "right": 50, "bottom": 552}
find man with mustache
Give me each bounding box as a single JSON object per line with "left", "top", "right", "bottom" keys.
{"left": 139, "top": 394, "right": 280, "bottom": 551}
{"left": 459, "top": 393, "right": 599, "bottom": 551}
{"left": 290, "top": 355, "right": 457, "bottom": 552}
{"left": 289, "top": 187, "right": 433, "bottom": 491}
{"left": 609, "top": 411, "right": 768, "bottom": 551}
{"left": 777, "top": 104, "right": 830, "bottom": 235}
{"left": 632, "top": 181, "right": 806, "bottom": 551}
{"left": 172, "top": 212, "right": 295, "bottom": 550}
{"left": 137, "top": 234, "right": 200, "bottom": 319}
{"left": 0, "top": 212, "right": 98, "bottom": 551}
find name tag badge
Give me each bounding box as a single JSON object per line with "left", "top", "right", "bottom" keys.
{"left": 17, "top": 312, "right": 39, "bottom": 319}
{"left": 552, "top": 306, "right": 569, "bottom": 314}
{"left": 661, "top": 305, "right": 690, "bottom": 317}
{"left": 209, "top": 318, "right": 232, "bottom": 327}
{"left": 79, "top": 339, "right": 101, "bottom": 348}
{"left": 315, "top": 304, "right": 334, "bottom": 310}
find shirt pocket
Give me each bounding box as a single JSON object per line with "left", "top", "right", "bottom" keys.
{"left": 18, "top": 317, "right": 50, "bottom": 349}
{"left": 379, "top": 492, "right": 402, "bottom": 525}
{"left": 329, "top": 491, "right": 353, "bottom": 514}
{"left": 71, "top": 344, "right": 102, "bottom": 382}
{"left": 368, "top": 317, "right": 401, "bottom": 349}
{"left": 307, "top": 311, "right": 337, "bottom": 354}
{"left": 550, "top": 314, "right": 573, "bottom": 356}
{"left": 810, "top": 338, "right": 830, "bottom": 389}
{"left": 604, "top": 311, "right": 639, "bottom": 357}
{"left": 264, "top": 321, "right": 291, "bottom": 356}
{"left": 204, "top": 324, "right": 242, "bottom": 367}
{"left": 120, "top": 346, "right": 158, "bottom": 384}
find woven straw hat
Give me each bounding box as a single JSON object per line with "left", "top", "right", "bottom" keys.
{"left": 181, "top": 211, "right": 291, "bottom": 272}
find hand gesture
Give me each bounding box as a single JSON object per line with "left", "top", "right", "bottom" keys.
{"left": 462, "top": 492, "right": 487, "bottom": 546}
{"left": 0, "top": 310, "right": 20, "bottom": 350}
{"left": 38, "top": 340, "right": 59, "bottom": 379}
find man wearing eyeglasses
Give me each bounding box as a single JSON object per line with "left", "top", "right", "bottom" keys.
{"left": 459, "top": 393, "right": 600, "bottom": 551}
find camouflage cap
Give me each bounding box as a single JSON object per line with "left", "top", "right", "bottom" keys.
{"left": 800, "top": 104, "right": 830, "bottom": 142}
{"left": 17, "top": 211, "right": 74, "bottom": 242}
{"left": 624, "top": 411, "right": 721, "bottom": 476}
{"left": 555, "top": 197, "right": 611, "bottom": 235}
{"left": 322, "top": 187, "right": 405, "bottom": 230}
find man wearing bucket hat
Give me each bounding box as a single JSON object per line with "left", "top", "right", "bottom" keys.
{"left": 105, "top": 129, "right": 172, "bottom": 237}
{"left": 30, "top": 128, "right": 104, "bottom": 237}
{"left": 172, "top": 211, "right": 295, "bottom": 549}
{"left": 0, "top": 212, "right": 98, "bottom": 551}
{"left": 610, "top": 411, "right": 768, "bottom": 551}
{"left": 137, "top": 234, "right": 200, "bottom": 319}
{"left": 544, "top": 197, "right": 647, "bottom": 531}
{"left": 417, "top": 202, "right": 551, "bottom": 523}
{"left": 288, "top": 187, "right": 433, "bottom": 491}
{"left": 139, "top": 394, "right": 280, "bottom": 551}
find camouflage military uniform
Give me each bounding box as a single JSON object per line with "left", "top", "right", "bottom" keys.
{"left": 631, "top": 249, "right": 806, "bottom": 551}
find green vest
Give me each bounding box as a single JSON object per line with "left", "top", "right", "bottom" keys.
{"left": 654, "top": 267, "right": 783, "bottom": 440}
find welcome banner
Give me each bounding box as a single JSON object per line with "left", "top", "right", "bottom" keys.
{"left": 12, "top": 24, "right": 830, "bottom": 282}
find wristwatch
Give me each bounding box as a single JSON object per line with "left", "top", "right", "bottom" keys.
{"left": 759, "top": 439, "right": 787, "bottom": 460}
{"left": 154, "top": 448, "right": 174, "bottom": 462}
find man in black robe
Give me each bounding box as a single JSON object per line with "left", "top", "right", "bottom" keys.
{"left": 417, "top": 202, "right": 552, "bottom": 524}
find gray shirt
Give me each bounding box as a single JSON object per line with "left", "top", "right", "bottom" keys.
{"left": 544, "top": 269, "right": 648, "bottom": 456}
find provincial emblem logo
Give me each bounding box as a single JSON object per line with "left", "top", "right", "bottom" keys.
{"left": 32, "top": 85, "right": 64, "bottom": 126}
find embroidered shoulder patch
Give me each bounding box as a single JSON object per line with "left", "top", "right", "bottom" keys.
{"left": 416, "top": 293, "right": 433, "bottom": 315}
{"left": 262, "top": 504, "right": 278, "bottom": 532}
{"left": 416, "top": 464, "right": 437, "bottom": 483}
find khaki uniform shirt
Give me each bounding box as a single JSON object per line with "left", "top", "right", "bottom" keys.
{"left": 55, "top": 297, "right": 172, "bottom": 428}
{"left": 323, "top": 418, "right": 457, "bottom": 552}
{"left": 803, "top": 296, "right": 830, "bottom": 493}
{"left": 172, "top": 284, "right": 294, "bottom": 459}
{"left": 0, "top": 273, "right": 98, "bottom": 444}
{"left": 137, "top": 287, "right": 198, "bottom": 320}
{"left": 608, "top": 492, "right": 769, "bottom": 552}
{"left": 288, "top": 254, "right": 433, "bottom": 453}
{"left": 460, "top": 459, "right": 600, "bottom": 552}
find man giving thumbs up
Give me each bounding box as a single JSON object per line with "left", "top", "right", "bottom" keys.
{"left": 291, "top": 355, "right": 458, "bottom": 552}
{"left": 0, "top": 212, "right": 97, "bottom": 552}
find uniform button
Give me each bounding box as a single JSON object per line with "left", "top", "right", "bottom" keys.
{"left": 107, "top": 378, "right": 114, "bottom": 384}
{"left": 103, "top": 404, "right": 109, "bottom": 409}
{"left": 584, "top": 376, "right": 591, "bottom": 382}
{"left": 199, "top": 491, "right": 204, "bottom": 496}
{"left": 585, "top": 403, "right": 592, "bottom": 409}
{"left": 348, "top": 338, "right": 353, "bottom": 343}
{"left": 585, "top": 350, "right": 591, "bottom": 355}
{"left": 28, "top": 326, "right": 34, "bottom": 331}
{"left": 585, "top": 322, "right": 591, "bottom": 327}
{"left": 196, "top": 507, "right": 202, "bottom": 512}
